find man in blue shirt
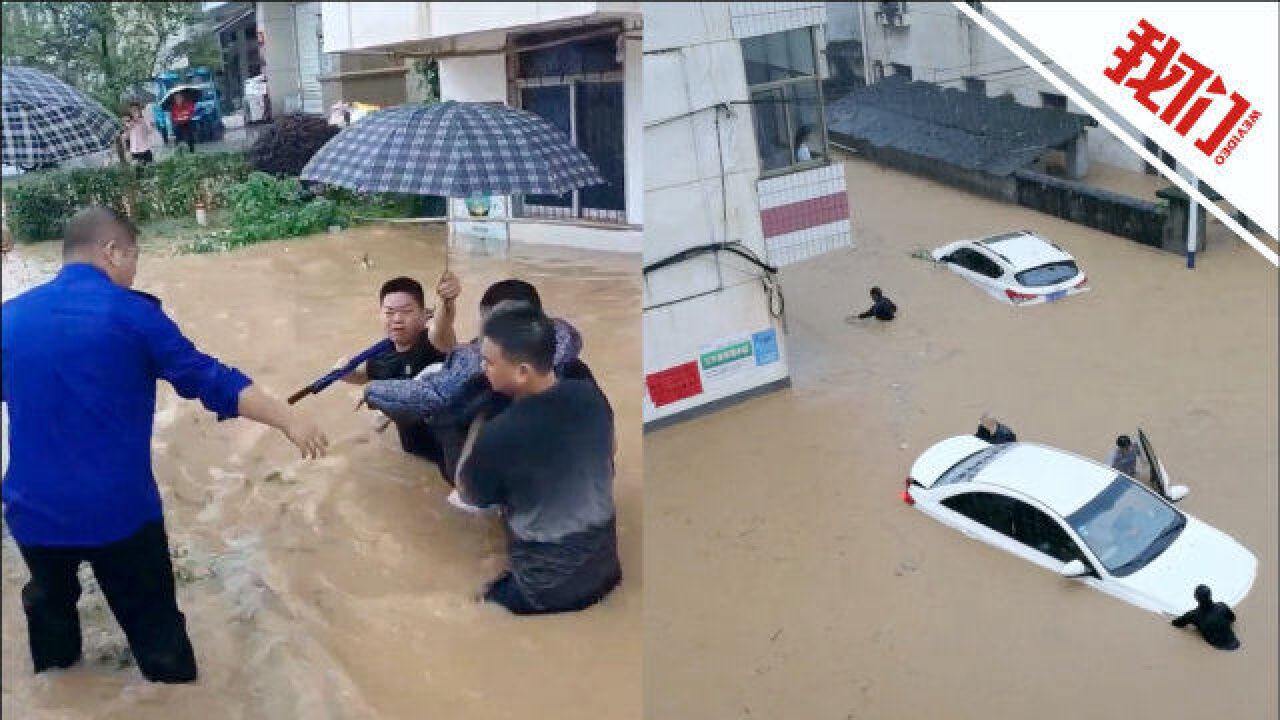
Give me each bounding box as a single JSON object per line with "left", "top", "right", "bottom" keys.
{"left": 1, "top": 207, "right": 329, "bottom": 683}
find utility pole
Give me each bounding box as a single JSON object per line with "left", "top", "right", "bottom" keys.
{"left": 1180, "top": 163, "right": 1199, "bottom": 269}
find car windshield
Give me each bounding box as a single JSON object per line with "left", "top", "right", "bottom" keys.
{"left": 1015, "top": 261, "right": 1078, "bottom": 287}
{"left": 1066, "top": 476, "right": 1185, "bottom": 577}
{"left": 935, "top": 444, "right": 1011, "bottom": 486}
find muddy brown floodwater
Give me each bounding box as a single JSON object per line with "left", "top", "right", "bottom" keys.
{"left": 2, "top": 224, "right": 641, "bottom": 720}
{"left": 645, "top": 154, "right": 1277, "bottom": 720}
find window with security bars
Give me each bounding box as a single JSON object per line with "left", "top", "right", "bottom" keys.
{"left": 742, "top": 27, "right": 830, "bottom": 177}
{"left": 513, "top": 29, "right": 627, "bottom": 224}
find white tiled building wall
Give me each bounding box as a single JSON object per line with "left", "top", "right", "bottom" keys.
{"left": 728, "top": 2, "right": 826, "bottom": 39}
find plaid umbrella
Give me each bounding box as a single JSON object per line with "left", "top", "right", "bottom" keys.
{"left": 1, "top": 66, "right": 122, "bottom": 169}
{"left": 300, "top": 101, "right": 606, "bottom": 196}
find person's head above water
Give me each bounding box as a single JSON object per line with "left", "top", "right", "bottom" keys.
{"left": 1117, "top": 434, "right": 1132, "bottom": 449}
{"left": 379, "top": 276, "right": 428, "bottom": 349}
{"left": 62, "top": 206, "right": 141, "bottom": 288}
{"left": 480, "top": 301, "right": 556, "bottom": 399}
{"left": 479, "top": 279, "right": 541, "bottom": 316}
{"left": 1194, "top": 584, "right": 1213, "bottom": 606}
{"left": 870, "top": 286, "right": 883, "bottom": 300}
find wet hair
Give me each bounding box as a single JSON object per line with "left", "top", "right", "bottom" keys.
{"left": 1195, "top": 584, "right": 1212, "bottom": 605}
{"left": 870, "top": 286, "right": 883, "bottom": 299}
{"left": 62, "top": 206, "right": 137, "bottom": 260}
{"left": 482, "top": 301, "right": 556, "bottom": 374}
{"left": 379, "top": 276, "right": 425, "bottom": 306}
{"left": 480, "top": 278, "right": 541, "bottom": 312}
{"left": 1116, "top": 435, "right": 1132, "bottom": 448}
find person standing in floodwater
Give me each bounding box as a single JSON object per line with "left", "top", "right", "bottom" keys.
{"left": 0, "top": 207, "right": 329, "bottom": 683}
{"left": 1173, "top": 585, "right": 1241, "bottom": 651}
{"left": 1109, "top": 434, "right": 1140, "bottom": 477}
{"left": 976, "top": 413, "right": 1017, "bottom": 444}
{"left": 852, "top": 286, "right": 897, "bottom": 322}
{"left": 456, "top": 302, "right": 620, "bottom": 615}
{"left": 338, "top": 274, "right": 460, "bottom": 475}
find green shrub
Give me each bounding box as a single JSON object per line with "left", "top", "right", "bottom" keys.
{"left": 2, "top": 152, "right": 250, "bottom": 243}
{"left": 220, "top": 172, "right": 347, "bottom": 247}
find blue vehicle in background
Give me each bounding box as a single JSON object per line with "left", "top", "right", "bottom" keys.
{"left": 152, "top": 67, "right": 225, "bottom": 145}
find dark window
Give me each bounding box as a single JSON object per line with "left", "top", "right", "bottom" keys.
{"left": 1015, "top": 260, "right": 1079, "bottom": 287}
{"left": 949, "top": 248, "right": 1003, "bottom": 279}
{"left": 943, "top": 492, "right": 1085, "bottom": 564}
{"left": 1041, "top": 92, "right": 1067, "bottom": 111}
{"left": 964, "top": 77, "right": 986, "bottom": 95}
{"left": 742, "top": 27, "right": 829, "bottom": 175}
{"left": 517, "top": 33, "right": 621, "bottom": 78}
{"left": 514, "top": 30, "right": 627, "bottom": 222}
{"left": 742, "top": 28, "right": 816, "bottom": 85}
{"left": 891, "top": 63, "right": 913, "bottom": 81}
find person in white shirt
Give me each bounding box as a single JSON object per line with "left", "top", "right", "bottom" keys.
{"left": 123, "top": 101, "right": 157, "bottom": 165}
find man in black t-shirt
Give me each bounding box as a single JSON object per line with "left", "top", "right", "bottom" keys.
{"left": 457, "top": 302, "right": 620, "bottom": 615}
{"left": 339, "top": 274, "right": 460, "bottom": 470}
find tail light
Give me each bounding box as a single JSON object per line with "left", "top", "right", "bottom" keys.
{"left": 1005, "top": 288, "right": 1037, "bottom": 303}
{"left": 901, "top": 477, "right": 915, "bottom": 505}
{"left": 1073, "top": 274, "right": 1088, "bottom": 288}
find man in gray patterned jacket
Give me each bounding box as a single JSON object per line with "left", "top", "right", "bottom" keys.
{"left": 363, "top": 279, "right": 589, "bottom": 484}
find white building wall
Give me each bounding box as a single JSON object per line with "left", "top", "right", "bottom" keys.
{"left": 848, "top": 2, "right": 1146, "bottom": 173}
{"left": 259, "top": 1, "right": 300, "bottom": 115}
{"left": 321, "top": 2, "right": 431, "bottom": 53}
{"left": 644, "top": 2, "right": 827, "bottom": 425}
{"left": 438, "top": 55, "right": 507, "bottom": 102}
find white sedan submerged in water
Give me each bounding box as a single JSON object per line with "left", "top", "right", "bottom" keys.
{"left": 932, "top": 230, "right": 1089, "bottom": 305}
{"left": 903, "top": 430, "right": 1256, "bottom": 616}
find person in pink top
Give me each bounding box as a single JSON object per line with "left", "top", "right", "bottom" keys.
{"left": 123, "top": 101, "right": 156, "bottom": 165}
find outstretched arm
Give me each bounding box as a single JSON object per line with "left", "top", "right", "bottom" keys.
{"left": 237, "top": 384, "right": 329, "bottom": 459}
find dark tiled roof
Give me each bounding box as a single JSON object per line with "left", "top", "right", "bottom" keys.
{"left": 825, "top": 75, "right": 1091, "bottom": 176}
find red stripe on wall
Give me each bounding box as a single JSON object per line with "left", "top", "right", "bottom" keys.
{"left": 760, "top": 191, "right": 849, "bottom": 238}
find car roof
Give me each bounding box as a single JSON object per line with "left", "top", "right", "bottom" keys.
{"left": 976, "top": 231, "right": 1073, "bottom": 271}
{"left": 969, "top": 443, "right": 1115, "bottom": 516}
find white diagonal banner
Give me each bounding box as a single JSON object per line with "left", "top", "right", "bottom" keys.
{"left": 963, "top": 2, "right": 1277, "bottom": 265}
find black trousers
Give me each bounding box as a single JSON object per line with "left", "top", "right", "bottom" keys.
{"left": 173, "top": 121, "right": 195, "bottom": 152}
{"left": 17, "top": 520, "right": 197, "bottom": 683}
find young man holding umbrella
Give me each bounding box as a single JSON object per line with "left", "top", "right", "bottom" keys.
{"left": 1, "top": 207, "right": 329, "bottom": 682}
{"left": 338, "top": 272, "right": 461, "bottom": 471}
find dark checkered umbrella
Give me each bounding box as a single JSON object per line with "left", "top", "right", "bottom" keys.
{"left": 300, "top": 101, "right": 606, "bottom": 196}
{"left": 2, "top": 66, "right": 122, "bottom": 169}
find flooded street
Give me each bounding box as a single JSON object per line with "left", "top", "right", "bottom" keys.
{"left": 645, "top": 154, "right": 1277, "bottom": 719}
{"left": 2, "top": 224, "right": 641, "bottom": 719}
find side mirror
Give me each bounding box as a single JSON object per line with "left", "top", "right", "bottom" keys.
{"left": 1059, "top": 560, "right": 1089, "bottom": 578}
{"left": 1166, "top": 485, "right": 1190, "bottom": 502}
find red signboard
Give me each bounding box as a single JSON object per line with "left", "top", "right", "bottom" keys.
{"left": 645, "top": 362, "right": 703, "bottom": 408}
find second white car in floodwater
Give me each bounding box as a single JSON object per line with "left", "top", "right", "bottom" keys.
{"left": 903, "top": 431, "right": 1257, "bottom": 617}
{"left": 932, "top": 230, "right": 1089, "bottom": 305}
